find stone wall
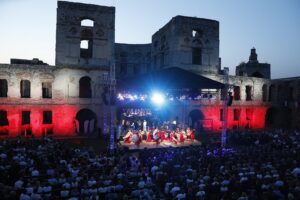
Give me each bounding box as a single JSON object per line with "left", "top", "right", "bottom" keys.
{"left": 55, "top": 1, "right": 115, "bottom": 67}
{"left": 0, "top": 63, "right": 112, "bottom": 136}
{"left": 151, "top": 16, "right": 220, "bottom": 75}
{"left": 266, "top": 77, "right": 300, "bottom": 129}
{"left": 115, "top": 43, "right": 151, "bottom": 79}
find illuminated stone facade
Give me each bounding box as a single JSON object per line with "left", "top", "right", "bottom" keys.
{"left": 0, "top": 1, "right": 299, "bottom": 137}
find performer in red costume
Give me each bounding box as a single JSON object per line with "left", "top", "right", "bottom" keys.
{"left": 186, "top": 127, "right": 195, "bottom": 142}
{"left": 190, "top": 128, "right": 195, "bottom": 142}
{"left": 131, "top": 131, "right": 141, "bottom": 146}
{"left": 123, "top": 129, "right": 133, "bottom": 143}
{"left": 179, "top": 128, "right": 186, "bottom": 143}
{"left": 153, "top": 127, "right": 160, "bottom": 144}
{"left": 169, "top": 130, "right": 178, "bottom": 144}
{"left": 159, "top": 130, "right": 167, "bottom": 142}
{"left": 146, "top": 128, "right": 153, "bottom": 142}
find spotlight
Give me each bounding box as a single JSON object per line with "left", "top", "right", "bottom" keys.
{"left": 151, "top": 92, "right": 165, "bottom": 105}
{"left": 117, "top": 93, "right": 124, "bottom": 101}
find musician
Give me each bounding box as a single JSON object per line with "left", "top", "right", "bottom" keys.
{"left": 170, "top": 130, "right": 178, "bottom": 144}
{"left": 143, "top": 120, "right": 147, "bottom": 132}
{"left": 186, "top": 127, "right": 195, "bottom": 141}
{"left": 179, "top": 128, "right": 186, "bottom": 143}
{"left": 190, "top": 128, "right": 195, "bottom": 142}
{"left": 159, "top": 129, "right": 167, "bottom": 142}
{"left": 186, "top": 128, "right": 191, "bottom": 139}
{"left": 123, "top": 129, "right": 133, "bottom": 144}
{"left": 131, "top": 131, "right": 141, "bottom": 146}
{"left": 146, "top": 127, "right": 153, "bottom": 142}
{"left": 137, "top": 129, "right": 145, "bottom": 141}
{"left": 153, "top": 127, "right": 160, "bottom": 144}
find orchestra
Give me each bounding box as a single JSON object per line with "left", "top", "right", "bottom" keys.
{"left": 122, "top": 125, "right": 195, "bottom": 145}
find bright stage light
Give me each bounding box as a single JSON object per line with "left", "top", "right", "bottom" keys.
{"left": 151, "top": 92, "right": 165, "bottom": 105}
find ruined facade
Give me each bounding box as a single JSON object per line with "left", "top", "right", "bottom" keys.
{"left": 55, "top": 1, "right": 115, "bottom": 67}
{"left": 266, "top": 77, "right": 300, "bottom": 129}
{"left": 0, "top": 1, "right": 299, "bottom": 137}
{"left": 115, "top": 16, "right": 220, "bottom": 79}
{"left": 0, "top": 1, "right": 114, "bottom": 137}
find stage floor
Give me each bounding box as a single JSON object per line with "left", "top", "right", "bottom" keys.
{"left": 120, "top": 139, "right": 201, "bottom": 150}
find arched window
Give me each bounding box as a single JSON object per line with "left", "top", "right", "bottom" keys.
{"left": 192, "top": 29, "right": 203, "bottom": 38}
{"left": 80, "top": 39, "right": 93, "bottom": 58}
{"left": 0, "top": 79, "right": 8, "bottom": 97}
{"left": 20, "top": 80, "right": 30, "bottom": 98}
{"left": 245, "top": 85, "right": 252, "bottom": 101}
{"left": 269, "top": 85, "right": 275, "bottom": 102}
{"left": 233, "top": 86, "right": 240, "bottom": 100}
{"left": 42, "top": 82, "right": 52, "bottom": 98}
{"left": 79, "top": 76, "right": 92, "bottom": 98}
{"left": 81, "top": 19, "right": 94, "bottom": 27}
{"left": 262, "top": 84, "right": 267, "bottom": 102}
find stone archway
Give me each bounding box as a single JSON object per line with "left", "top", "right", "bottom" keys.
{"left": 265, "top": 107, "right": 277, "bottom": 128}
{"left": 188, "top": 109, "right": 204, "bottom": 131}
{"left": 75, "top": 108, "right": 97, "bottom": 134}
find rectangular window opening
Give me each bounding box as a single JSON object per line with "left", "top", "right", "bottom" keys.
{"left": 246, "top": 85, "right": 252, "bottom": 101}
{"left": 22, "top": 111, "right": 30, "bottom": 125}
{"left": 80, "top": 40, "right": 93, "bottom": 58}
{"left": 233, "top": 109, "right": 240, "bottom": 121}
{"left": 0, "top": 79, "right": 8, "bottom": 97}
{"left": 43, "top": 111, "right": 52, "bottom": 124}
{"left": 220, "top": 109, "right": 223, "bottom": 121}
{"left": 192, "top": 48, "right": 202, "bottom": 65}
{"left": 42, "top": 82, "right": 52, "bottom": 98}
{"left": 20, "top": 80, "right": 30, "bottom": 98}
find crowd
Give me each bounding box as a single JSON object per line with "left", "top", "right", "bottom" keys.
{"left": 0, "top": 129, "right": 299, "bottom": 199}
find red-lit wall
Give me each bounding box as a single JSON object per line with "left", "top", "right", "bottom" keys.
{"left": 0, "top": 104, "right": 268, "bottom": 138}
{"left": 201, "top": 106, "right": 268, "bottom": 131}
{"left": 0, "top": 105, "right": 79, "bottom": 137}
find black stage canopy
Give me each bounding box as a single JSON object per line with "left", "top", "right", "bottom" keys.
{"left": 117, "top": 67, "right": 224, "bottom": 92}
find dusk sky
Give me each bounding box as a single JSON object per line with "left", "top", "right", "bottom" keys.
{"left": 0, "top": 0, "right": 299, "bottom": 79}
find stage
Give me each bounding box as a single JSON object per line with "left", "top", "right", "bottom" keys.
{"left": 120, "top": 139, "right": 201, "bottom": 150}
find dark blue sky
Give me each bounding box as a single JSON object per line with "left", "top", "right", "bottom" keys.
{"left": 0, "top": 0, "right": 299, "bottom": 78}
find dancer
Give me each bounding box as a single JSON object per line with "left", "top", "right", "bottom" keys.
{"left": 131, "top": 131, "right": 141, "bottom": 146}
{"left": 186, "top": 127, "right": 195, "bottom": 142}
{"left": 146, "top": 127, "right": 153, "bottom": 142}
{"left": 179, "top": 128, "right": 186, "bottom": 143}
{"left": 170, "top": 130, "right": 178, "bottom": 144}
{"left": 153, "top": 127, "right": 160, "bottom": 144}
{"left": 123, "top": 129, "right": 133, "bottom": 144}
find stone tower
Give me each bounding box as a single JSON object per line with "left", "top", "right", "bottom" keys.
{"left": 55, "top": 1, "right": 115, "bottom": 67}
{"left": 151, "top": 16, "right": 220, "bottom": 75}
{"left": 249, "top": 48, "right": 258, "bottom": 63}
{"left": 235, "top": 48, "right": 271, "bottom": 79}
